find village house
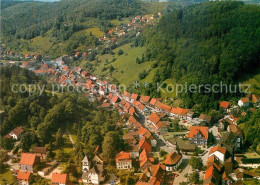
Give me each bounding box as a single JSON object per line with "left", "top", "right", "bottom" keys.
{"left": 139, "top": 137, "right": 152, "bottom": 154}
{"left": 140, "top": 95, "right": 150, "bottom": 104}
{"left": 82, "top": 155, "right": 105, "bottom": 185}
{"left": 187, "top": 126, "right": 209, "bottom": 146}
{"left": 170, "top": 107, "right": 189, "bottom": 120}
{"left": 116, "top": 151, "right": 132, "bottom": 170}
{"left": 123, "top": 91, "right": 131, "bottom": 101}
{"left": 252, "top": 94, "right": 260, "bottom": 104}
{"left": 139, "top": 149, "right": 154, "bottom": 171}
{"left": 17, "top": 171, "right": 32, "bottom": 185}
{"left": 219, "top": 132, "right": 240, "bottom": 156}
{"left": 208, "top": 145, "right": 227, "bottom": 164}
{"left": 5, "top": 126, "right": 24, "bottom": 140}
{"left": 220, "top": 101, "right": 230, "bottom": 110}
{"left": 19, "top": 153, "right": 40, "bottom": 172}
{"left": 33, "top": 147, "right": 47, "bottom": 160}
{"left": 130, "top": 93, "right": 139, "bottom": 103}
{"left": 238, "top": 97, "right": 249, "bottom": 107}
{"left": 137, "top": 164, "right": 165, "bottom": 185}
{"left": 51, "top": 173, "right": 70, "bottom": 185}
{"left": 148, "top": 112, "right": 161, "bottom": 128}
{"left": 198, "top": 113, "right": 212, "bottom": 124}
{"left": 227, "top": 124, "right": 243, "bottom": 148}
{"left": 163, "top": 152, "right": 183, "bottom": 171}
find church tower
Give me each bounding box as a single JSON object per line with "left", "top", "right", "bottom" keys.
{"left": 82, "top": 155, "right": 91, "bottom": 171}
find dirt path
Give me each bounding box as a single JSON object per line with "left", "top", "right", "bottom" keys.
{"left": 66, "top": 128, "right": 75, "bottom": 146}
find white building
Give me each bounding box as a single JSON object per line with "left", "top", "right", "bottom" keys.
{"left": 208, "top": 145, "right": 226, "bottom": 164}
{"left": 163, "top": 152, "right": 182, "bottom": 171}
{"left": 238, "top": 97, "right": 249, "bottom": 107}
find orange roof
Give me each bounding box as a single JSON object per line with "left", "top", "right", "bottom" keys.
{"left": 240, "top": 97, "right": 249, "bottom": 103}
{"left": 20, "top": 153, "right": 37, "bottom": 166}
{"left": 138, "top": 103, "right": 146, "bottom": 111}
{"left": 116, "top": 151, "right": 131, "bottom": 162}
{"left": 133, "top": 100, "right": 141, "bottom": 106}
{"left": 51, "top": 173, "right": 68, "bottom": 184}
{"left": 171, "top": 107, "right": 189, "bottom": 116}
{"left": 138, "top": 126, "right": 148, "bottom": 136}
{"left": 149, "top": 113, "right": 160, "bottom": 124}
{"left": 164, "top": 152, "right": 182, "bottom": 165}
{"left": 220, "top": 101, "right": 230, "bottom": 109}
{"left": 129, "top": 106, "right": 135, "bottom": 115}
{"left": 188, "top": 126, "right": 209, "bottom": 139}
{"left": 209, "top": 145, "right": 226, "bottom": 155}
{"left": 139, "top": 138, "right": 152, "bottom": 153}
{"left": 140, "top": 95, "right": 150, "bottom": 103}
{"left": 123, "top": 91, "right": 131, "bottom": 98}
{"left": 131, "top": 93, "right": 138, "bottom": 100}
{"left": 112, "top": 95, "right": 119, "bottom": 103}
{"left": 17, "top": 171, "right": 31, "bottom": 181}
{"left": 150, "top": 98, "right": 157, "bottom": 106}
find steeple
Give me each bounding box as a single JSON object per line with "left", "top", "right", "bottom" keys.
{"left": 82, "top": 155, "right": 91, "bottom": 171}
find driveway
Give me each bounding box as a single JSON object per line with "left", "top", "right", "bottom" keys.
{"left": 174, "top": 158, "right": 192, "bottom": 184}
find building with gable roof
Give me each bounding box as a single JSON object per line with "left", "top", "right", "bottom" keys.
{"left": 187, "top": 126, "right": 209, "bottom": 146}
{"left": 163, "top": 152, "right": 182, "bottom": 171}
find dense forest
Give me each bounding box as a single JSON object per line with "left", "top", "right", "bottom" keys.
{"left": 1, "top": 0, "right": 152, "bottom": 42}
{"left": 0, "top": 66, "right": 127, "bottom": 183}
{"left": 135, "top": 1, "right": 260, "bottom": 111}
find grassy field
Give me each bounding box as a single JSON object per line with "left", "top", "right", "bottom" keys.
{"left": 0, "top": 166, "right": 16, "bottom": 184}
{"left": 110, "top": 18, "right": 130, "bottom": 26}
{"left": 93, "top": 43, "right": 156, "bottom": 85}
{"left": 81, "top": 27, "right": 105, "bottom": 38}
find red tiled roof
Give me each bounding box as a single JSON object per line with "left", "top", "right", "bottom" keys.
{"left": 240, "top": 97, "right": 249, "bottom": 103}
{"left": 123, "top": 91, "right": 131, "bottom": 98}
{"left": 19, "top": 153, "right": 37, "bottom": 166}
{"left": 149, "top": 113, "right": 160, "bottom": 124}
{"left": 129, "top": 106, "right": 135, "bottom": 115}
{"left": 150, "top": 98, "right": 157, "bottom": 106}
{"left": 116, "top": 151, "right": 131, "bottom": 162}
{"left": 188, "top": 126, "right": 209, "bottom": 139}
{"left": 163, "top": 152, "right": 182, "bottom": 165}
{"left": 17, "top": 171, "right": 31, "bottom": 181}
{"left": 209, "top": 145, "right": 226, "bottom": 155}
{"left": 138, "top": 126, "right": 148, "bottom": 136}
{"left": 11, "top": 127, "right": 24, "bottom": 136}
{"left": 220, "top": 101, "right": 230, "bottom": 109}
{"left": 51, "top": 173, "right": 68, "bottom": 184}
{"left": 171, "top": 107, "right": 189, "bottom": 116}
{"left": 140, "top": 95, "right": 150, "bottom": 103}
{"left": 139, "top": 138, "right": 152, "bottom": 153}
{"left": 133, "top": 100, "right": 141, "bottom": 107}
{"left": 112, "top": 95, "right": 119, "bottom": 103}
{"left": 131, "top": 93, "right": 138, "bottom": 100}
{"left": 138, "top": 103, "right": 146, "bottom": 111}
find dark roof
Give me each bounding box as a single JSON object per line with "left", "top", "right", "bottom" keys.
{"left": 219, "top": 132, "right": 238, "bottom": 155}
{"left": 168, "top": 137, "right": 196, "bottom": 151}
{"left": 33, "top": 147, "right": 47, "bottom": 154}
{"left": 242, "top": 158, "right": 260, "bottom": 164}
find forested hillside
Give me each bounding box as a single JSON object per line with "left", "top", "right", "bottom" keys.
{"left": 0, "top": 66, "right": 126, "bottom": 183}
{"left": 135, "top": 1, "right": 260, "bottom": 110}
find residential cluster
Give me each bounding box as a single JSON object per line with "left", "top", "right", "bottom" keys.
{"left": 4, "top": 54, "right": 259, "bottom": 184}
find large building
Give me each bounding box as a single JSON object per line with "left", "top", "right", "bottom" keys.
{"left": 163, "top": 152, "right": 182, "bottom": 171}
{"left": 187, "top": 126, "right": 209, "bottom": 146}
{"left": 116, "top": 151, "right": 132, "bottom": 170}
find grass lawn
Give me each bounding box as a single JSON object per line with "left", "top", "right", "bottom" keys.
{"left": 82, "top": 27, "right": 105, "bottom": 38}
{"left": 67, "top": 126, "right": 78, "bottom": 143}
{"left": 110, "top": 18, "right": 130, "bottom": 26}
{"left": 30, "top": 36, "right": 53, "bottom": 53}
{"left": 0, "top": 166, "right": 16, "bottom": 184}
{"left": 93, "top": 43, "right": 156, "bottom": 85}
